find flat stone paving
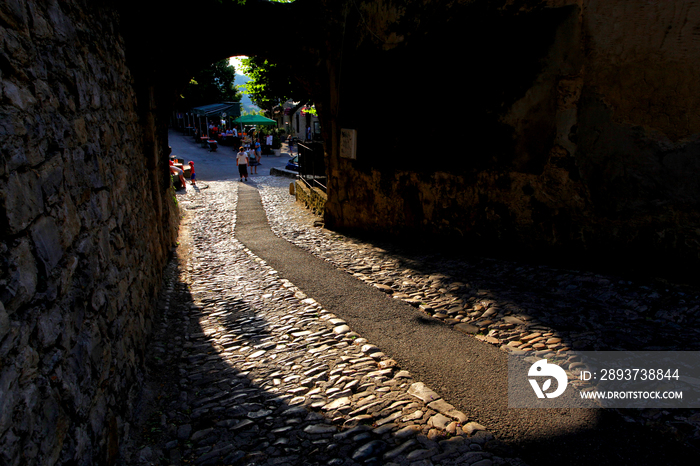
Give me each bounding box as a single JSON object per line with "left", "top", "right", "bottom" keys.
{"left": 124, "top": 164, "right": 700, "bottom": 465}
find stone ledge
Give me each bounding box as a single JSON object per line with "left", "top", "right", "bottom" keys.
{"left": 270, "top": 167, "right": 298, "bottom": 179}
{"left": 295, "top": 180, "right": 327, "bottom": 216}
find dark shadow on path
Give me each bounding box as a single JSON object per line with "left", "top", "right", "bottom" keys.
{"left": 233, "top": 182, "right": 700, "bottom": 466}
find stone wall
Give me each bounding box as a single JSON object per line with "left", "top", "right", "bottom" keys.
{"left": 295, "top": 180, "right": 327, "bottom": 216}
{"left": 319, "top": 0, "right": 700, "bottom": 271}
{"left": 0, "top": 1, "right": 176, "bottom": 464}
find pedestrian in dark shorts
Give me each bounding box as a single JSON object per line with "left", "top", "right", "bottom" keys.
{"left": 236, "top": 147, "right": 249, "bottom": 181}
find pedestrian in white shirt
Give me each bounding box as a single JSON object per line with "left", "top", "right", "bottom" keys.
{"left": 236, "top": 147, "right": 249, "bottom": 181}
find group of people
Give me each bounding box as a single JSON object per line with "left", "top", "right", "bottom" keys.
{"left": 192, "top": 123, "right": 234, "bottom": 140}
{"left": 190, "top": 122, "right": 281, "bottom": 155}
{"left": 169, "top": 159, "right": 196, "bottom": 190}
{"left": 168, "top": 146, "right": 196, "bottom": 190}
{"left": 235, "top": 141, "right": 262, "bottom": 182}
{"left": 207, "top": 122, "right": 219, "bottom": 138}
{"left": 170, "top": 142, "right": 259, "bottom": 187}
{"left": 174, "top": 124, "right": 281, "bottom": 187}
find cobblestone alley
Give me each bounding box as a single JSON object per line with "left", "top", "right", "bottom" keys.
{"left": 121, "top": 134, "right": 700, "bottom": 466}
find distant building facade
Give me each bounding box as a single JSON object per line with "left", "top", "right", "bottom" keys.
{"left": 273, "top": 100, "right": 320, "bottom": 141}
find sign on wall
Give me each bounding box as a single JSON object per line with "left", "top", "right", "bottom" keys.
{"left": 340, "top": 128, "right": 357, "bottom": 160}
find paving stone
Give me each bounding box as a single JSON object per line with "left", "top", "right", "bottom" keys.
{"left": 323, "top": 397, "right": 351, "bottom": 411}
{"left": 406, "top": 448, "right": 438, "bottom": 461}
{"left": 428, "top": 413, "right": 452, "bottom": 430}
{"left": 391, "top": 425, "right": 422, "bottom": 441}
{"left": 454, "top": 451, "right": 489, "bottom": 464}
{"left": 374, "top": 284, "right": 394, "bottom": 293}
{"left": 177, "top": 424, "right": 192, "bottom": 440}
{"left": 464, "top": 422, "right": 487, "bottom": 435}
{"left": 383, "top": 439, "right": 418, "bottom": 460}
{"left": 231, "top": 419, "right": 254, "bottom": 431}
{"left": 402, "top": 410, "right": 423, "bottom": 422}
{"left": 427, "top": 399, "right": 455, "bottom": 414}
{"left": 351, "top": 440, "right": 389, "bottom": 461}
{"left": 408, "top": 382, "right": 440, "bottom": 403}
{"left": 191, "top": 428, "right": 214, "bottom": 442}
{"left": 304, "top": 424, "right": 337, "bottom": 434}
{"left": 373, "top": 423, "right": 397, "bottom": 435}
{"left": 446, "top": 410, "right": 468, "bottom": 423}
{"left": 375, "top": 410, "right": 402, "bottom": 426}
{"left": 333, "top": 425, "right": 372, "bottom": 440}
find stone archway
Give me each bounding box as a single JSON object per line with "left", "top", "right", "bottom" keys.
{"left": 123, "top": 0, "right": 700, "bottom": 272}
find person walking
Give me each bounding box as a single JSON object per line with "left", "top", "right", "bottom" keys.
{"left": 255, "top": 139, "right": 262, "bottom": 162}
{"left": 188, "top": 161, "right": 197, "bottom": 187}
{"left": 248, "top": 145, "right": 259, "bottom": 175}
{"left": 266, "top": 133, "right": 273, "bottom": 155}
{"left": 236, "top": 146, "right": 249, "bottom": 181}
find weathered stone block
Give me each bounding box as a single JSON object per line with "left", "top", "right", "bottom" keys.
{"left": 57, "top": 195, "right": 81, "bottom": 249}
{"left": 408, "top": 382, "right": 439, "bottom": 403}
{"left": 0, "top": 301, "right": 9, "bottom": 341}
{"left": 1, "top": 171, "right": 44, "bottom": 234}
{"left": 36, "top": 306, "right": 63, "bottom": 348}
{"left": 1, "top": 238, "right": 38, "bottom": 312}
{"left": 31, "top": 216, "right": 63, "bottom": 273}
{"left": 40, "top": 158, "right": 65, "bottom": 204}
{"left": 3, "top": 79, "right": 37, "bottom": 110}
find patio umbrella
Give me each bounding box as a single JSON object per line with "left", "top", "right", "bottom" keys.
{"left": 233, "top": 114, "right": 277, "bottom": 126}
{"left": 192, "top": 102, "right": 242, "bottom": 119}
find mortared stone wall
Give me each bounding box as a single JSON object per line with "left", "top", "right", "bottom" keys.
{"left": 0, "top": 0, "right": 176, "bottom": 464}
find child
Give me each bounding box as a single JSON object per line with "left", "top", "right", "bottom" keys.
{"left": 236, "top": 146, "right": 249, "bottom": 181}
{"left": 188, "top": 161, "right": 196, "bottom": 186}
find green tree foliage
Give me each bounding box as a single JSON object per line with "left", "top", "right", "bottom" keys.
{"left": 240, "top": 56, "right": 308, "bottom": 111}
{"left": 179, "top": 59, "right": 241, "bottom": 109}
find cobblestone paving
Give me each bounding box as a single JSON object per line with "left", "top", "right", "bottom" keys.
{"left": 253, "top": 175, "right": 700, "bottom": 449}
{"left": 125, "top": 179, "right": 525, "bottom": 466}
{"left": 257, "top": 181, "right": 700, "bottom": 356}
{"left": 126, "top": 173, "right": 700, "bottom": 465}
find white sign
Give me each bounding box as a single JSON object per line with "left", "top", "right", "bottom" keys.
{"left": 340, "top": 128, "right": 357, "bottom": 160}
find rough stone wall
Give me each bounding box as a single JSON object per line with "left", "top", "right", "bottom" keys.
{"left": 0, "top": 1, "right": 175, "bottom": 464}
{"left": 295, "top": 180, "right": 327, "bottom": 216}
{"left": 320, "top": 0, "right": 700, "bottom": 269}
